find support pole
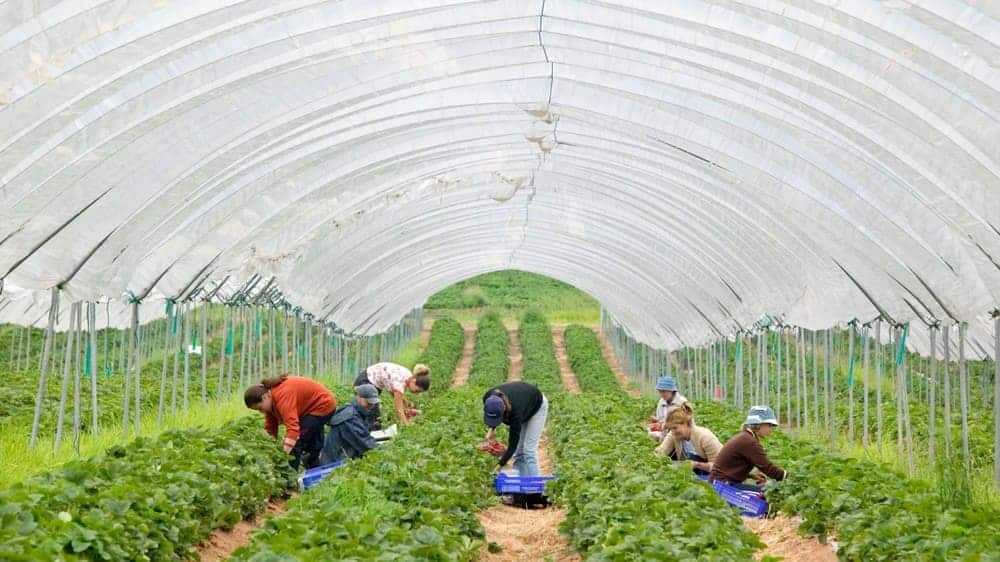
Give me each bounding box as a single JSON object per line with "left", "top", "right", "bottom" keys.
{"left": 29, "top": 287, "right": 60, "bottom": 448}
{"left": 200, "top": 303, "right": 208, "bottom": 404}
{"left": 862, "top": 325, "right": 870, "bottom": 447}
{"left": 88, "top": 302, "right": 99, "bottom": 435}
{"left": 943, "top": 325, "right": 953, "bottom": 456}
{"left": 929, "top": 326, "right": 937, "bottom": 466}
{"left": 54, "top": 302, "right": 77, "bottom": 451}
{"left": 993, "top": 313, "right": 999, "bottom": 489}
{"left": 847, "top": 324, "right": 856, "bottom": 444}
{"left": 959, "top": 323, "right": 971, "bottom": 472}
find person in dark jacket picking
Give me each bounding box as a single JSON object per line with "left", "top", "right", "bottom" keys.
{"left": 482, "top": 381, "right": 548, "bottom": 476}
{"left": 709, "top": 405, "right": 787, "bottom": 493}
{"left": 319, "top": 384, "right": 381, "bottom": 465}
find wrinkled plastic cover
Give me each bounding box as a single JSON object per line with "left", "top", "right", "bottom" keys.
{"left": 0, "top": 1, "right": 998, "bottom": 354}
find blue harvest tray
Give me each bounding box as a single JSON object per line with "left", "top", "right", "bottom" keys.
{"left": 298, "top": 461, "right": 345, "bottom": 491}
{"left": 493, "top": 473, "right": 556, "bottom": 495}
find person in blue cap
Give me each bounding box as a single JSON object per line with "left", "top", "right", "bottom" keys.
{"left": 649, "top": 375, "right": 688, "bottom": 441}
{"left": 318, "top": 384, "right": 381, "bottom": 465}
{"left": 482, "top": 381, "right": 548, "bottom": 476}
{"left": 709, "top": 405, "right": 787, "bottom": 492}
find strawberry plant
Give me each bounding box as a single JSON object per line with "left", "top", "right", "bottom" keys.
{"left": 467, "top": 311, "right": 509, "bottom": 388}
{"left": 231, "top": 316, "right": 497, "bottom": 561}
{"left": 0, "top": 417, "right": 295, "bottom": 561}
{"left": 693, "top": 401, "right": 1000, "bottom": 561}
{"left": 562, "top": 326, "right": 622, "bottom": 395}
{"left": 416, "top": 317, "right": 465, "bottom": 389}
{"left": 232, "top": 388, "right": 496, "bottom": 561}
{"left": 518, "top": 310, "right": 562, "bottom": 394}
{"left": 523, "top": 322, "right": 761, "bottom": 560}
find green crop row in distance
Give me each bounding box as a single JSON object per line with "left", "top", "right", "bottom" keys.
{"left": 517, "top": 310, "right": 562, "bottom": 394}
{"left": 416, "top": 317, "right": 465, "bottom": 391}
{"left": 467, "top": 311, "right": 509, "bottom": 389}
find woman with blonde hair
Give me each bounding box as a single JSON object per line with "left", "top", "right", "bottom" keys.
{"left": 654, "top": 403, "right": 722, "bottom": 475}
{"left": 354, "top": 362, "right": 430, "bottom": 427}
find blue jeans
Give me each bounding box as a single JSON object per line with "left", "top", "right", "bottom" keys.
{"left": 730, "top": 482, "right": 763, "bottom": 493}
{"left": 513, "top": 395, "right": 548, "bottom": 476}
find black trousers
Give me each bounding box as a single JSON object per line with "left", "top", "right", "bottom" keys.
{"left": 353, "top": 370, "right": 382, "bottom": 431}
{"left": 290, "top": 412, "right": 334, "bottom": 469}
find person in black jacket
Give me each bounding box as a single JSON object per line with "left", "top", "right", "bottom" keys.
{"left": 482, "top": 381, "right": 549, "bottom": 476}
{"left": 319, "top": 384, "right": 381, "bottom": 465}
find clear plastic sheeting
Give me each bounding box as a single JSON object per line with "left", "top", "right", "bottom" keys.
{"left": 1, "top": 1, "right": 999, "bottom": 349}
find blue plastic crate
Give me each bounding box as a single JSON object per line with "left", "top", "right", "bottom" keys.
{"left": 298, "top": 461, "right": 345, "bottom": 491}
{"left": 710, "top": 480, "right": 769, "bottom": 518}
{"left": 493, "top": 473, "right": 556, "bottom": 494}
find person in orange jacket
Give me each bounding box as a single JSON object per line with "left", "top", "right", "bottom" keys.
{"left": 244, "top": 375, "right": 336, "bottom": 469}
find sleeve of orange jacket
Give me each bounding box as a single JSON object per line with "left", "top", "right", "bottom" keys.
{"left": 274, "top": 392, "right": 300, "bottom": 454}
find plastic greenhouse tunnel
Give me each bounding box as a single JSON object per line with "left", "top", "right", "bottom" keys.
{"left": 1, "top": 2, "right": 999, "bottom": 561}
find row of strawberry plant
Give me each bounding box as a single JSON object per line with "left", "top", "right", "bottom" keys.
{"left": 467, "top": 311, "right": 509, "bottom": 388}
{"left": 0, "top": 416, "right": 296, "bottom": 561}
{"left": 692, "top": 401, "right": 1000, "bottom": 561}
{"left": 545, "top": 324, "right": 762, "bottom": 560}
{"left": 517, "top": 309, "right": 562, "bottom": 394}
{"left": 562, "top": 325, "right": 624, "bottom": 395}
{"left": 417, "top": 317, "right": 465, "bottom": 389}
{"left": 231, "top": 386, "right": 496, "bottom": 561}
{"left": 231, "top": 316, "right": 496, "bottom": 560}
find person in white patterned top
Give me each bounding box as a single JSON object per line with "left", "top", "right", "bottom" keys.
{"left": 353, "top": 362, "right": 430, "bottom": 427}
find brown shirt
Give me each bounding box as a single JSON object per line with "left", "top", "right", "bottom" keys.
{"left": 709, "top": 428, "right": 786, "bottom": 484}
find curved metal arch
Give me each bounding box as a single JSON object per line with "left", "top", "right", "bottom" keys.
{"left": 1, "top": 0, "right": 998, "bottom": 349}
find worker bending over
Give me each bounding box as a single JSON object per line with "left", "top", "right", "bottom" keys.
{"left": 649, "top": 375, "right": 688, "bottom": 441}
{"left": 654, "top": 404, "right": 722, "bottom": 475}
{"left": 482, "top": 381, "right": 548, "bottom": 477}
{"left": 319, "top": 384, "right": 381, "bottom": 464}
{"left": 244, "top": 375, "right": 336, "bottom": 469}
{"left": 355, "top": 361, "right": 430, "bottom": 427}
{"left": 709, "top": 406, "right": 787, "bottom": 492}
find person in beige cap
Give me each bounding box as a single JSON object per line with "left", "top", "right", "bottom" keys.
{"left": 354, "top": 362, "right": 430, "bottom": 427}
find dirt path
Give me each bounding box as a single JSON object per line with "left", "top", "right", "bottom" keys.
{"left": 197, "top": 498, "right": 288, "bottom": 561}
{"left": 419, "top": 320, "right": 434, "bottom": 351}
{"left": 744, "top": 515, "right": 838, "bottom": 561}
{"left": 451, "top": 326, "right": 476, "bottom": 388}
{"left": 591, "top": 327, "right": 641, "bottom": 398}
{"left": 507, "top": 327, "right": 522, "bottom": 381}
{"left": 476, "top": 433, "right": 579, "bottom": 562}
{"left": 551, "top": 325, "right": 581, "bottom": 395}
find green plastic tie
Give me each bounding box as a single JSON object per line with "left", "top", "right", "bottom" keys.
{"left": 84, "top": 342, "right": 93, "bottom": 377}
{"left": 846, "top": 345, "right": 856, "bottom": 386}
{"left": 894, "top": 323, "right": 909, "bottom": 366}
